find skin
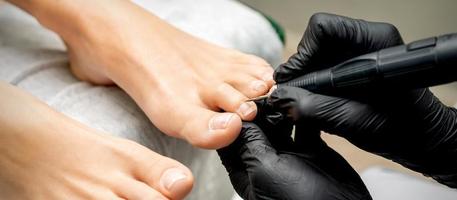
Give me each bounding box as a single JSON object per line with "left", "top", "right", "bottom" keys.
{"left": 0, "top": 82, "right": 193, "bottom": 200}
{"left": 13, "top": 0, "right": 275, "bottom": 149}
{"left": 2, "top": 0, "right": 274, "bottom": 199}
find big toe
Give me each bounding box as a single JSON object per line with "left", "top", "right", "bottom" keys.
{"left": 126, "top": 143, "right": 194, "bottom": 200}
{"left": 181, "top": 106, "right": 242, "bottom": 149}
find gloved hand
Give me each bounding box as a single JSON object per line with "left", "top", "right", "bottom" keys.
{"left": 270, "top": 13, "right": 457, "bottom": 187}
{"left": 217, "top": 105, "right": 372, "bottom": 200}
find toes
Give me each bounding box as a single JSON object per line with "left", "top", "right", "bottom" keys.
{"left": 226, "top": 74, "right": 269, "bottom": 98}
{"left": 226, "top": 66, "right": 275, "bottom": 98}
{"left": 146, "top": 165, "right": 193, "bottom": 200}
{"left": 118, "top": 180, "right": 169, "bottom": 200}
{"left": 181, "top": 106, "right": 242, "bottom": 149}
{"left": 149, "top": 99, "right": 241, "bottom": 149}
{"left": 129, "top": 147, "right": 194, "bottom": 200}
{"left": 251, "top": 66, "right": 275, "bottom": 87}
{"left": 158, "top": 167, "right": 193, "bottom": 200}
{"left": 260, "top": 67, "right": 276, "bottom": 87}
{"left": 242, "top": 54, "right": 272, "bottom": 67}
{"left": 208, "top": 83, "right": 257, "bottom": 121}
{"left": 237, "top": 55, "right": 275, "bottom": 87}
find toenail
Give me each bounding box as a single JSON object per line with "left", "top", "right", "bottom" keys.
{"left": 160, "top": 168, "right": 188, "bottom": 192}
{"left": 209, "top": 113, "right": 234, "bottom": 130}
{"left": 237, "top": 102, "right": 256, "bottom": 118}
{"left": 262, "top": 71, "right": 273, "bottom": 82}
{"left": 251, "top": 80, "right": 267, "bottom": 92}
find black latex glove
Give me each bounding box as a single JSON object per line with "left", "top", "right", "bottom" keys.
{"left": 270, "top": 13, "right": 457, "bottom": 187}
{"left": 217, "top": 105, "right": 372, "bottom": 200}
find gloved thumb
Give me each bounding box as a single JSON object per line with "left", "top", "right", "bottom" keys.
{"left": 217, "top": 122, "right": 280, "bottom": 200}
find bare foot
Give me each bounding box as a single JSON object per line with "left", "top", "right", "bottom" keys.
{"left": 0, "top": 82, "right": 193, "bottom": 200}
{"left": 50, "top": 1, "right": 275, "bottom": 148}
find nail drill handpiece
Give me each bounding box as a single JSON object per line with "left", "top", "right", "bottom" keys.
{"left": 248, "top": 33, "right": 457, "bottom": 102}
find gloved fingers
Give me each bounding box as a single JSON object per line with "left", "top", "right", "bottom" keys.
{"left": 274, "top": 12, "right": 404, "bottom": 83}
{"left": 217, "top": 122, "right": 281, "bottom": 200}
{"left": 285, "top": 123, "right": 374, "bottom": 199}
{"left": 217, "top": 123, "right": 272, "bottom": 171}
{"left": 304, "top": 13, "right": 404, "bottom": 51}
{"left": 268, "top": 86, "right": 388, "bottom": 139}
{"left": 254, "top": 97, "right": 285, "bottom": 125}
{"left": 253, "top": 100, "right": 296, "bottom": 151}
{"left": 293, "top": 123, "right": 326, "bottom": 154}
{"left": 216, "top": 125, "right": 252, "bottom": 199}
{"left": 216, "top": 154, "right": 252, "bottom": 200}
{"left": 220, "top": 122, "right": 374, "bottom": 200}
{"left": 217, "top": 122, "right": 277, "bottom": 171}
{"left": 235, "top": 122, "right": 279, "bottom": 164}
{"left": 364, "top": 88, "right": 446, "bottom": 125}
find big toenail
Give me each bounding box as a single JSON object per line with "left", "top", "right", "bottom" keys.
{"left": 160, "top": 168, "right": 188, "bottom": 192}
{"left": 237, "top": 102, "right": 256, "bottom": 118}
{"left": 209, "top": 113, "right": 234, "bottom": 130}
{"left": 251, "top": 80, "right": 267, "bottom": 92}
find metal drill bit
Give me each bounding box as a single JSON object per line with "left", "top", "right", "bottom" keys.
{"left": 246, "top": 94, "right": 269, "bottom": 102}
{"left": 246, "top": 85, "right": 277, "bottom": 102}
